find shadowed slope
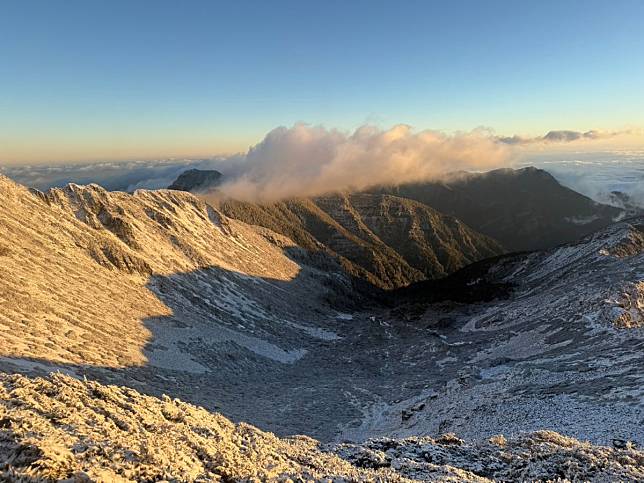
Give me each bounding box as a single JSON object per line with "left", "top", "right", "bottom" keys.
{"left": 219, "top": 193, "right": 503, "bottom": 289}
{"left": 371, "top": 167, "right": 627, "bottom": 251}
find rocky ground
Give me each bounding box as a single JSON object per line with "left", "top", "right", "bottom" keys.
{"left": 340, "top": 219, "right": 644, "bottom": 446}
{"left": 1, "top": 373, "right": 642, "bottom": 482}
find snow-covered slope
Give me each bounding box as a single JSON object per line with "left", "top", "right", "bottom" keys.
{"left": 0, "top": 176, "right": 355, "bottom": 394}
{"left": 343, "top": 218, "right": 644, "bottom": 445}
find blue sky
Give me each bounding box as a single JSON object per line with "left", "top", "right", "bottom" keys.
{"left": 1, "top": 0, "right": 643, "bottom": 163}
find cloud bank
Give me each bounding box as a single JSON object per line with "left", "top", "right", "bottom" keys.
{"left": 3, "top": 124, "right": 640, "bottom": 204}
{"left": 211, "top": 124, "right": 512, "bottom": 201}
{"left": 0, "top": 159, "right": 226, "bottom": 193}
{"left": 498, "top": 129, "right": 633, "bottom": 145}
{"left": 521, "top": 150, "right": 644, "bottom": 209}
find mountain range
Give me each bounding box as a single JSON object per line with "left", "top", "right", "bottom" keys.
{"left": 370, "top": 167, "right": 626, "bottom": 251}
{"left": 0, "top": 171, "right": 642, "bottom": 481}
{"left": 172, "top": 166, "right": 631, "bottom": 288}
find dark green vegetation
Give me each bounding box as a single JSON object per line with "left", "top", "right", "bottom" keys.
{"left": 218, "top": 193, "right": 503, "bottom": 289}
{"left": 168, "top": 169, "right": 222, "bottom": 192}
{"left": 371, "top": 167, "right": 625, "bottom": 251}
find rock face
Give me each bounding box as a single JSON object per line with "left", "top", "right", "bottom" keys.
{"left": 220, "top": 193, "right": 504, "bottom": 289}
{"left": 1, "top": 373, "right": 642, "bottom": 482}
{"left": 370, "top": 167, "right": 627, "bottom": 251}
{"left": 168, "top": 168, "right": 222, "bottom": 192}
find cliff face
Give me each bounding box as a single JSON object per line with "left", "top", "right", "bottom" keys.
{"left": 219, "top": 193, "right": 504, "bottom": 289}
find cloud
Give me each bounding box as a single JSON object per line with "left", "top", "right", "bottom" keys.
{"left": 520, "top": 150, "right": 644, "bottom": 209}
{"left": 209, "top": 124, "right": 512, "bottom": 201}
{"left": 497, "top": 129, "right": 632, "bottom": 145}
{"left": 0, "top": 159, "right": 227, "bottom": 192}
{"left": 3, "top": 123, "right": 640, "bottom": 204}
{"left": 2, "top": 124, "right": 512, "bottom": 201}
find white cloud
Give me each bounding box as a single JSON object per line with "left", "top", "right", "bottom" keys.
{"left": 497, "top": 129, "right": 636, "bottom": 145}
{"left": 212, "top": 123, "right": 512, "bottom": 201}
{"left": 4, "top": 123, "right": 641, "bottom": 205}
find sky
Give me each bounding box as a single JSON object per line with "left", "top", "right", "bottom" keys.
{"left": 1, "top": 0, "right": 643, "bottom": 165}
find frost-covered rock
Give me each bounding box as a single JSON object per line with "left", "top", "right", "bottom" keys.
{"left": 2, "top": 374, "right": 642, "bottom": 482}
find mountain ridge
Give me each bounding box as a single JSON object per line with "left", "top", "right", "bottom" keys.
{"left": 168, "top": 166, "right": 630, "bottom": 282}
{"left": 369, "top": 166, "right": 629, "bottom": 251}
{"left": 218, "top": 193, "right": 504, "bottom": 289}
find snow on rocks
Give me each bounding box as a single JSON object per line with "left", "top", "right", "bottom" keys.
{"left": 2, "top": 373, "right": 642, "bottom": 482}
{"left": 332, "top": 431, "right": 643, "bottom": 482}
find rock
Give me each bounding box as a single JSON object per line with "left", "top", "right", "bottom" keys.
{"left": 436, "top": 433, "right": 464, "bottom": 446}
{"left": 613, "top": 438, "right": 628, "bottom": 449}
{"left": 168, "top": 169, "right": 223, "bottom": 192}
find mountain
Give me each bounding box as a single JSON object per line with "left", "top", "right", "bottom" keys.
{"left": 0, "top": 175, "right": 642, "bottom": 479}
{"left": 170, "top": 165, "right": 630, "bottom": 262}
{"left": 219, "top": 193, "right": 504, "bottom": 289}
{"left": 0, "top": 176, "right": 354, "bottom": 374}
{"left": 370, "top": 167, "right": 627, "bottom": 251}
{"left": 168, "top": 168, "right": 222, "bottom": 192}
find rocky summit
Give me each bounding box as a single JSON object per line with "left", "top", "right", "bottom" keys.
{"left": 168, "top": 168, "right": 223, "bottom": 193}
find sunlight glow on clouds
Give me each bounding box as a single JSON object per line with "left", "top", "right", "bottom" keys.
{"left": 212, "top": 124, "right": 512, "bottom": 201}
{"left": 2, "top": 123, "right": 643, "bottom": 204}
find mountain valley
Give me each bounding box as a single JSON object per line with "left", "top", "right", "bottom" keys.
{"left": 0, "top": 173, "right": 642, "bottom": 481}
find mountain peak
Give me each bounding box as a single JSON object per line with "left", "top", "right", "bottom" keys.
{"left": 168, "top": 168, "right": 223, "bottom": 192}
{"left": 369, "top": 167, "right": 628, "bottom": 251}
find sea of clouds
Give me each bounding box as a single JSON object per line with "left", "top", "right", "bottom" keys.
{"left": 521, "top": 150, "right": 644, "bottom": 208}
{"left": 2, "top": 124, "right": 642, "bottom": 207}
{"left": 1, "top": 124, "right": 512, "bottom": 199}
